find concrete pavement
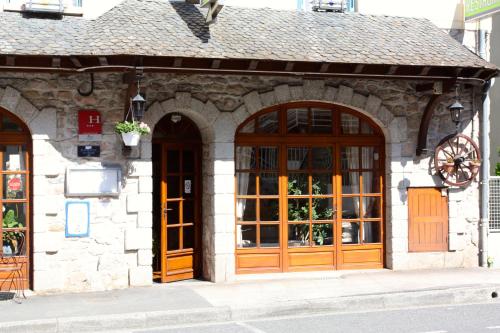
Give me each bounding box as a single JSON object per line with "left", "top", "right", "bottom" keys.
{"left": 0, "top": 268, "right": 499, "bottom": 332}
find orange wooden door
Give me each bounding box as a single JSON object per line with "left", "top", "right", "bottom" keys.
{"left": 408, "top": 188, "right": 448, "bottom": 252}
{"left": 161, "top": 144, "right": 201, "bottom": 282}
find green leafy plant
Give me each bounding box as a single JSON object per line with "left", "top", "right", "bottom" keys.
{"left": 2, "top": 209, "right": 24, "bottom": 254}
{"left": 288, "top": 179, "right": 335, "bottom": 246}
{"left": 114, "top": 121, "right": 151, "bottom": 135}
{"left": 496, "top": 163, "right": 500, "bottom": 176}
{"left": 487, "top": 256, "right": 494, "bottom": 268}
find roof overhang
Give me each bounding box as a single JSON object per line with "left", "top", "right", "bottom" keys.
{"left": 0, "top": 54, "right": 497, "bottom": 82}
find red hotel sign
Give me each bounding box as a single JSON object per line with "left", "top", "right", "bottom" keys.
{"left": 78, "top": 110, "right": 102, "bottom": 142}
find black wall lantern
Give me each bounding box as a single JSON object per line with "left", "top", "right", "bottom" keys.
{"left": 448, "top": 84, "right": 464, "bottom": 132}
{"left": 131, "top": 70, "right": 146, "bottom": 121}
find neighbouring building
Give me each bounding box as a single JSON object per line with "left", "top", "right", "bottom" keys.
{"left": 0, "top": 0, "right": 498, "bottom": 292}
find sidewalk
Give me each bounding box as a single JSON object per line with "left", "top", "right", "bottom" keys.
{"left": 1, "top": 268, "right": 499, "bottom": 333}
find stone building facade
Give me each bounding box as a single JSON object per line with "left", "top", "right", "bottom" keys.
{"left": 0, "top": 72, "right": 484, "bottom": 292}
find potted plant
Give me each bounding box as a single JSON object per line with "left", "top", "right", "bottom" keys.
{"left": 115, "top": 120, "right": 151, "bottom": 146}
{"left": 443, "top": 157, "right": 455, "bottom": 174}
{"left": 2, "top": 209, "right": 24, "bottom": 255}
{"left": 469, "top": 158, "right": 481, "bottom": 174}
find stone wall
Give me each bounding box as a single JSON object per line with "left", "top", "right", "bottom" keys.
{"left": 0, "top": 71, "right": 482, "bottom": 292}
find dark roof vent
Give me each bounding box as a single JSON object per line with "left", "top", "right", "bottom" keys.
{"left": 22, "top": 0, "right": 64, "bottom": 17}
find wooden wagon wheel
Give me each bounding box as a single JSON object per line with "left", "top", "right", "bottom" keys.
{"left": 434, "top": 133, "right": 481, "bottom": 187}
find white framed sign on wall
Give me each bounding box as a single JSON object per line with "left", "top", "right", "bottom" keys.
{"left": 65, "top": 166, "right": 121, "bottom": 197}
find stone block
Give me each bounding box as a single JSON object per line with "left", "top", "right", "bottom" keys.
{"left": 243, "top": 91, "right": 263, "bottom": 114}
{"left": 175, "top": 92, "right": 191, "bottom": 110}
{"left": 213, "top": 255, "right": 228, "bottom": 283}
{"left": 30, "top": 108, "right": 57, "bottom": 140}
{"left": 137, "top": 211, "right": 153, "bottom": 228}
{"left": 351, "top": 93, "right": 367, "bottom": 109}
{"left": 138, "top": 249, "right": 153, "bottom": 266}
{"left": 34, "top": 232, "right": 61, "bottom": 253}
{"left": 127, "top": 161, "right": 152, "bottom": 177}
{"left": 213, "top": 214, "right": 235, "bottom": 233}
{"left": 260, "top": 91, "right": 276, "bottom": 107}
{"left": 214, "top": 232, "right": 235, "bottom": 255}
{"left": 214, "top": 174, "right": 235, "bottom": 194}
{"left": 214, "top": 142, "right": 234, "bottom": 159}
{"left": 214, "top": 160, "right": 234, "bottom": 175}
{"left": 125, "top": 227, "right": 140, "bottom": 250}
{"left": 274, "top": 84, "right": 291, "bottom": 103}
{"left": 232, "top": 105, "right": 251, "bottom": 126}
{"left": 34, "top": 269, "right": 65, "bottom": 291}
{"left": 304, "top": 80, "right": 325, "bottom": 100}
{"left": 323, "top": 86, "right": 338, "bottom": 102}
{"left": 15, "top": 95, "right": 39, "bottom": 124}
{"left": 191, "top": 97, "right": 205, "bottom": 114}
{"left": 214, "top": 194, "right": 235, "bottom": 215}
{"left": 139, "top": 176, "right": 153, "bottom": 193}
{"left": 214, "top": 113, "right": 237, "bottom": 143}
{"left": 0, "top": 86, "right": 21, "bottom": 112}
{"left": 336, "top": 85, "right": 354, "bottom": 104}
{"left": 365, "top": 94, "right": 382, "bottom": 114}
{"left": 389, "top": 117, "right": 408, "bottom": 143}
{"left": 141, "top": 142, "right": 152, "bottom": 159}
{"left": 449, "top": 233, "right": 466, "bottom": 251}
{"left": 387, "top": 237, "right": 408, "bottom": 253}
{"left": 32, "top": 214, "right": 48, "bottom": 233}
{"left": 289, "top": 85, "right": 304, "bottom": 101}
{"left": 129, "top": 266, "right": 153, "bottom": 286}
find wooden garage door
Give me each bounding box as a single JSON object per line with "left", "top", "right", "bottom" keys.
{"left": 408, "top": 188, "right": 448, "bottom": 252}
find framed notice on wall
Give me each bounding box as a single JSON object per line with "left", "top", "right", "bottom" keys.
{"left": 66, "top": 166, "right": 121, "bottom": 197}
{"left": 65, "top": 201, "right": 90, "bottom": 238}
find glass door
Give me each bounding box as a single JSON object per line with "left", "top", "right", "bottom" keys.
{"left": 161, "top": 145, "right": 200, "bottom": 282}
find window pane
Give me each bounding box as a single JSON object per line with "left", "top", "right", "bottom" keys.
{"left": 361, "top": 146, "right": 380, "bottom": 169}
{"left": 237, "top": 225, "right": 257, "bottom": 248}
{"left": 2, "top": 116, "right": 23, "bottom": 132}
{"left": 342, "top": 222, "right": 360, "bottom": 244}
{"left": 361, "top": 121, "right": 374, "bottom": 134}
{"left": 287, "top": 108, "right": 308, "bottom": 133}
{"left": 182, "top": 150, "right": 195, "bottom": 173}
{"left": 260, "top": 199, "right": 279, "bottom": 222}
{"left": 166, "top": 201, "right": 180, "bottom": 225}
{"left": 183, "top": 226, "right": 194, "bottom": 249}
{"left": 237, "top": 172, "right": 256, "bottom": 196}
{"left": 2, "top": 145, "right": 26, "bottom": 171}
{"left": 342, "top": 197, "right": 360, "bottom": 219}
{"left": 288, "top": 224, "right": 310, "bottom": 247}
{"left": 261, "top": 225, "right": 279, "bottom": 247}
{"left": 167, "top": 227, "right": 180, "bottom": 251}
{"left": 311, "top": 147, "right": 333, "bottom": 169}
{"left": 342, "top": 172, "right": 360, "bottom": 194}
{"left": 288, "top": 173, "right": 308, "bottom": 195}
{"left": 362, "top": 171, "right": 380, "bottom": 194}
{"left": 2, "top": 230, "right": 26, "bottom": 256}
{"left": 312, "top": 198, "right": 334, "bottom": 220}
{"left": 2, "top": 203, "right": 27, "bottom": 229}
{"left": 313, "top": 224, "right": 333, "bottom": 246}
{"left": 236, "top": 199, "right": 256, "bottom": 221}
{"left": 166, "top": 150, "right": 180, "bottom": 173}
{"left": 288, "top": 199, "right": 309, "bottom": 221}
{"left": 239, "top": 119, "right": 256, "bottom": 134}
{"left": 183, "top": 200, "right": 194, "bottom": 224}
{"left": 167, "top": 176, "right": 180, "bottom": 198}
{"left": 312, "top": 173, "right": 333, "bottom": 195}
{"left": 257, "top": 111, "right": 279, "bottom": 133}
{"left": 260, "top": 147, "right": 278, "bottom": 170}
{"left": 260, "top": 172, "right": 278, "bottom": 195}
{"left": 287, "top": 147, "right": 309, "bottom": 170}
{"left": 341, "top": 147, "right": 359, "bottom": 170}
{"left": 341, "top": 113, "right": 359, "bottom": 134}
{"left": 362, "top": 197, "right": 381, "bottom": 218}
{"left": 310, "top": 109, "right": 332, "bottom": 133}
{"left": 363, "top": 222, "right": 380, "bottom": 243}
{"left": 236, "top": 146, "right": 256, "bottom": 170}
{"left": 3, "top": 174, "right": 26, "bottom": 199}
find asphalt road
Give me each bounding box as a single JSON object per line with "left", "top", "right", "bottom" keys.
{"left": 133, "top": 302, "right": 500, "bottom": 333}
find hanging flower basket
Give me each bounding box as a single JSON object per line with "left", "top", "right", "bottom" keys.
{"left": 115, "top": 120, "right": 151, "bottom": 146}
{"left": 121, "top": 131, "right": 141, "bottom": 146}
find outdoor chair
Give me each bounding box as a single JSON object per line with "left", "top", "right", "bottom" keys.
{"left": 0, "top": 232, "right": 26, "bottom": 302}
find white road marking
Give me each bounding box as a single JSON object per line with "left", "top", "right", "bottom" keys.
{"left": 486, "top": 326, "right": 500, "bottom": 330}
{"left": 237, "top": 321, "right": 268, "bottom": 333}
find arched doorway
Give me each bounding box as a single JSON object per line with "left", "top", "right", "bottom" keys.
{"left": 235, "top": 102, "right": 385, "bottom": 273}
{"left": 152, "top": 114, "right": 203, "bottom": 282}
{"left": 0, "top": 108, "right": 31, "bottom": 290}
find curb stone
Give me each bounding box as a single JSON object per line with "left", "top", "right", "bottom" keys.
{"left": 1, "top": 286, "right": 499, "bottom": 333}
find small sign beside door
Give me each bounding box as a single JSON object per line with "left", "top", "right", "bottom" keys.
{"left": 184, "top": 179, "right": 192, "bottom": 194}
{"left": 78, "top": 109, "right": 102, "bottom": 142}
{"left": 65, "top": 201, "right": 90, "bottom": 238}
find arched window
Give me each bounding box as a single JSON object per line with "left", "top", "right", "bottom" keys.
{"left": 235, "top": 102, "right": 385, "bottom": 273}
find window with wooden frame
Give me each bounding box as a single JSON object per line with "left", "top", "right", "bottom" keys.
{"left": 235, "top": 102, "right": 385, "bottom": 273}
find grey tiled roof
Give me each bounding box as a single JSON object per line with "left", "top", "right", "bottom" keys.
{"left": 0, "top": 0, "right": 495, "bottom": 70}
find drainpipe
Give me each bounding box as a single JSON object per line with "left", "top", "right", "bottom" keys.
{"left": 479, "top": 28, "right": 490, "bottom": 267}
